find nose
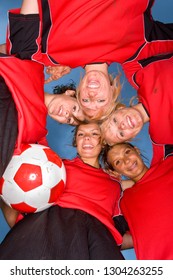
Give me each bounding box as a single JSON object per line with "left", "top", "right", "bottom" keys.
{"left": 88, "top": 91, "right": 98, "bottom": 97}
{"left": 124, "top": 157, "right": 130, "bottom": 165}
{"left": 65, "top": 110, "right": 70, "bottom": 117}
{"left": 118, "top": 121, "right": 126, "bottom": 130}
{"left": 84, "top": 134, "right": 90, "bottom": 140}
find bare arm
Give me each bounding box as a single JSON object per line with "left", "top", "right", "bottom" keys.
{"left": 0, "top": 43, "right": 6, "bottom": 54}
{"left": 103, "top": 169, "right": 134, "bottom": 191}
{"left": 121, "top": 179, "right": 135, "bottom": 191}
{"left": 20, "top": 0, "right": 38, "bottom": 14}
{"left": 0, "top": 198, "right": 18, "bottom": 228}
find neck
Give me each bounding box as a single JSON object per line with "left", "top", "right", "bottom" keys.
{"left": 44, "top": 92, "right": 53, "bottom": 106}
{"left": 133, "top": 103, "right": 150, "bottom": 123}
{"left": 85, "top": 63, "right": 108, "bottom": 74}
{"left": 80, "top": 157, "right": 100, "bottom": 168}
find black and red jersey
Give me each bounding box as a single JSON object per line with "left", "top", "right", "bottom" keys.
{"left": 7, "top": 0, "right": 173, "bottom": 75}
{"left": 0, "top": 56, "right": 48, "bottom": 155}
{"left": 121, "top": 155, "right": 173, "bottom": 259}
{"left": 56, "top": 157, "right": 123, "bottom": 245}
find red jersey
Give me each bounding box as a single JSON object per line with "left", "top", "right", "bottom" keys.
{"left": 0, "top": 56, "right": 48, "bottom": 155}
{"left": 137, "top": 56, "right": 173, "bottom": 144}
{"left": 121, "top": 55, "right": 173, "bottom": 259}
{"left": 56, "top": 157, "right": 123, "bottom": 245}
{"left": 133, "top": 55, "right": 173, "bottom": 164}
{"left": 7, "top": 0, "right": 173, "bottom": 71}
{"left": 121, "top": 155, "right": 173, "bottom": 259}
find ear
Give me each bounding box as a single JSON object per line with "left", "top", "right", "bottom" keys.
{"left": 134, "top": 146, "right": 140, "bottom": 155}
{"left": 101, "top": 139, "right": 107, "bottom": 148}
{"left": 116, "top": 104, "right": 126, "bottom": 110}
{"left": 64, "top": 90, "right": 76, "bottom": 97}
{"left": 114, "top": 102, "right": 126, "bottom": 111}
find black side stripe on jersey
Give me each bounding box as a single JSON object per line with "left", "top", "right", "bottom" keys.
{"left": 133, "top": 52, "right": 173, "bottom": 86}
{"left": 8, "top": 13, "right": 40, "bottom": 60}
{"left": 40, "top": 0, "right": 51, "bottom": 54}
{"left": 124, "top": 0, "right": 154, "bottom": 63}
{"left": 138, "top": 52, "right": 173, "bottom": 68}
{"left": 144, "top": 16, "right": 173, "bottom": 42}
{"left": 41, "top": 0, "right": 59, "bottom": 64}
{"left": 125, "top": 0, "right": 173, "bottom": 64}
{"left": 165, "top": 145, "right": 173, "bottom": 159}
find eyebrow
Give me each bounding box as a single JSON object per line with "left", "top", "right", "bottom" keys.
{"left": 78, "top": 128, "right": 100, "bottom": 133}
{"left": 112, "top": 147, "right": 128, "bottom": 157}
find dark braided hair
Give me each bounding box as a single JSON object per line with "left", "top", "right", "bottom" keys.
{"left": 53, "top": 80, "right": 76, "bottom": 95}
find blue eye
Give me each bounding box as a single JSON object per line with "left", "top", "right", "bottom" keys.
{"left": 82, "top": 99, "right": 89, "bottom": 103}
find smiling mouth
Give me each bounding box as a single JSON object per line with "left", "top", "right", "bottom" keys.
{"left": 48, "top": 104, "right": 63, "bottom": 116}
{"left": 128, "top": 161, "right": 137, "bottom": 171}
{"left": 87, "top": 80, "right": 100, "bottom": 89}
{"left": 57, "top": 105, "right": 63, "bottom": 116}
{"left": 82, "top": 144, "right": 94, "bottom": 149}
{"left": 126, "top": 116, "right": 134, "bottom": 128}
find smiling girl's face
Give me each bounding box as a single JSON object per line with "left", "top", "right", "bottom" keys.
{"left": 75, "top": 123, "right": 102, "bottom": 160}
{"left": 100, "top": 106, "right": 144, "bottom": 145}
{"left": 78, "top": 70, "right": 114, "bottom": 119}
{"left": 47, "top": 92, "right": 85, "bottom": 125}
{"left": 107, "top": 143, "right": 147, "bottom": 182}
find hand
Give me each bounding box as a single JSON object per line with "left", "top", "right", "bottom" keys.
{"left": 103, "top": 168, "right": 121, "bottom": 180}
{"left": 0, "top": 43, "right": 6, "bottom": 54}
{"left": 44, "top": 65, "right": 71, "bottom": 84}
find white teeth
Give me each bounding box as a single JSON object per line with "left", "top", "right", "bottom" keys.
{"left": 58, "top": 106, "right": 63, "bottom": 116}
{"left": 87, "top": 81, "right": 100, "bottom": 89}
{"left": 83, "top": 145, "right": 93, "bottom": 148}
{"left": 127, "top": 116, "right": 133, "bottom": 128}
{"left": 129, "top": 161, "right": 137, "bottom": 170}
{"left": 88, "top": 84, "right": 99, "bottom": 89}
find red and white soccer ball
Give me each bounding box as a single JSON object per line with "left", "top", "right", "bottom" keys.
{"left": 0, "top": 144, "right": 66, "bottom": 213}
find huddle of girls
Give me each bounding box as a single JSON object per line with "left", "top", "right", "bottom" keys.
{"left": 0, "top": 0, "right": 173, "bottom": 259}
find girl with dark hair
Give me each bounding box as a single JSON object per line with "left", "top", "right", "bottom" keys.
{"left": 103, "top": 142, "right": 173, "bottom": 259}
{"left": 0, "top": 123, "right": 132, "bottom": 260}
{"left": 0, "top": 53, "right": 85, "bottom": 178}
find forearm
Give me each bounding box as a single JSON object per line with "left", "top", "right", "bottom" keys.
{"left": 0, "top": 198, "right": 19, "bottom": 228}
{"left": 20, "top": 0, "right": 38, "bottom": 14}
{"left": 121, "top": 179, "right": 134, "bottom": 191}
{"left": 0, "top": 43, "right": 6, "bottom": 54}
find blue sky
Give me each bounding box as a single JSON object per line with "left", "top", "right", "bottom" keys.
{"left": 0, "top": 0, "right": 173, "bottom": 260}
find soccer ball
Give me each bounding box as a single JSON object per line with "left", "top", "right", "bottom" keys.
{"left": 0, "top": 144, "right": 66, "bottom": 213}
